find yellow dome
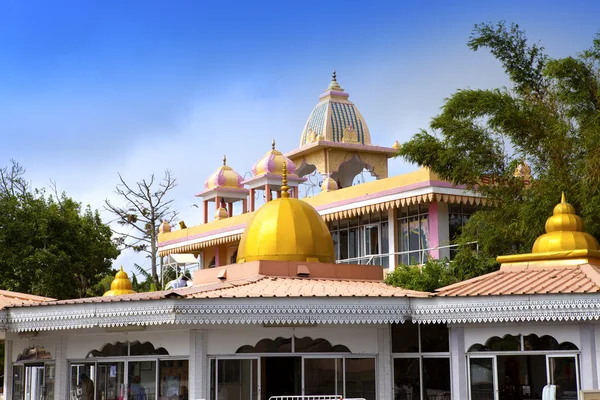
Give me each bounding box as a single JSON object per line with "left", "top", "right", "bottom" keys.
{"left": 103, "top": 267, "right": 137, "bottom": 296}
{"left": 532, "top": 193, "right": 600, "bottom": 253}
{"left": 321, "top": 177, "right": 338, "bottom": 192}
{"left": 237, "top": 163, "right": 334, "bottom": 263}
{"left": 215, "top": 206, "right": 228, "bottom": 220}
{"left": 204, "top": 155, "right": 244, "bottom": 190}
{"left": 392, "top": 140, "right": 402, "bottom": 150}
{"left": 252, "top": 139, "right": 298, "bottom": 177}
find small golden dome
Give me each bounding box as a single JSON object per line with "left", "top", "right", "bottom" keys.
{"left": 252, "top": 139, "right": 298, "bottom": 177}
{"left": 103, "top": 267, "right": 137, "bottom": 296}
{"left": 532, "top": 193, "right": 600, "bottom": 253}
{"left": 215, "top": 207, "right": 228, "bottom": 220}
{"left": 204, "top": 155, "right": 244, "bottom": 190}
{"left": 321, "top": 177, "right": 338, "bottom": 192}
{"left": 237, "top": 162, "right": 334, "bottom": 263}
{"left": 159, "top": 220, "right": 171, "bottom": 233}
{"left": 392, "top": 140, "right": 401, "bottom": 150}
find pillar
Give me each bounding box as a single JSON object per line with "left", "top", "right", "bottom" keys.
{"left": 189, "top": 330, "right": 208, "bottom": 400}
{"left": 377, "top": 326, "right": 393, "bottom": 400}
{"left": 579, "top": 323, "right": 598, "bottom": 389}
{"left": 4, "top": 339, "right": 13, "bottom": 400}
{"left": 215, "top": 245, "right": 220, "bottom": 267}
{"left": 265, "top": 184, "right": 272, "bottom": 202}
{"left": 428, "top": 202, "right": 450, "bottom": 259}
{"left": 242, "top": 199, "right": 247, "bottom": 214}
{"left": 203, "top": 201, "right": 209, "bottom": 224}
{"left": 249, "top": 189, "right": 255, "bottom": 211}
{"left": 227, "top": 202, "right": 233, "bottom": 218}
{"left": 449, "top": 326, "right": 468, "bottom": 399}
{"left": 387, "top": 208, "right": 396, "bottom": 270}
{"left": 54, "top": 336, "right": 68, "bottom": 399}
{"left": 214, "top": 196, "right": 220, "bottom": 212}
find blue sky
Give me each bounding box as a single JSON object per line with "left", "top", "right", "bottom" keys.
{"left": 1, "top": 0, "right": 598, "bottom": 275}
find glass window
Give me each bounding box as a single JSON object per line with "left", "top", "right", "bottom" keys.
{"left": 349, "top": 228, "right": 358, "bottom": 259}
{"left": 497, "top": 355, "right": 546, "bottom": 400}
{"left": 469, "top": 358, "right": 494, "bottom": 400}
{"left": 345, "top": 358, "right": 376, "bottom": 400}
{"left": 339, "top": 230, "right": 349, "bottom": 260}
{"left": 70, "top": 363, "right": 95, "bottom": 400}
{"left": 392, "top": 323, "right": 419, "bottom": 353}
{"left": 393, "top": 358, "right": 420, "bottom": 400}
{"left": 549, "top": 356, "right": 578, "bottom": 400}
{"left": 215, "top": 359, "right": 257, "bottom": 400}
{"left": 304, "top": 358, "right": 343, "bottom": 396}
{"left": 159, "top": 360, "right": 189, "bottom": 400}
{"left": 97, "top": 362, "right": 125, "bottom": 400}
{"left": 423, "top": 358, "right": 450, "bottom": 399}
{"left": 13, "top": 365, "right": 24, "bottom": 400}
{"left": 128, "top": 361, "right": 157, "bottom": 400}
{"left": 421, "top": 324, "right": 449, "bottom": 353}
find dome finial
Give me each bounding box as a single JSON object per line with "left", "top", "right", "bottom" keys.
{"left": 561, "top": 192, "right": 566, "bottom": 203}
{"left": 326, "top": 70, "right": 342, "bottom": 91}
{"left": 332, "top": 70, "right": 337, "bottom": 82}
{"left": 281, "top": 160, "right": 290, "bottom": 198}
{"left": 272, "top": 138, "right": 276, "bottom": 150}
{"left": 223, "top": 154, "right": 227, "bottom": 166}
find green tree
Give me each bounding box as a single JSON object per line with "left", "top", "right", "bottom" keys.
{"left": 396, "top": 22, "right": 600, "bottom": 286}
{"left": 0, "top": 161, "right": 120, "bottom": 299}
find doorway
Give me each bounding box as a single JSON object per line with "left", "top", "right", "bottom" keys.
{"left": 262, "top": 357, "right": 301, "bottom": 399}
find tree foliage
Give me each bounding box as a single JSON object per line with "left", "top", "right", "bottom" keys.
{"left": 0, "top": 161, "right": 120, "bottom": 299}
{"left": 397, "top": 22, "right": 600, "bottom": 284}
{"left": 104, "top": 171, "right": 178, "bottom": 288}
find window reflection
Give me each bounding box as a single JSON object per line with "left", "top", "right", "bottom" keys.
{"left": 159, "top": 360, "right": 189, "bottom": 400}
{"left": 304, "top": 358, "right": 343, "bottom": 396}
{"left": 345, "top": 358, "right": 376, "bottom": 400}
{"left": 394, "top": 358, "right": 420, "bottom": 400}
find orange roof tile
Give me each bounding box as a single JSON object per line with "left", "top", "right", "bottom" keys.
{"left": 0, "top": 290, "right": 54, "bottom": 309}
{"left": 184, "top": 275, "right": 429, "bottom": 298}
{"left": 436, "top": 263, "right": 600, "bottom": 297}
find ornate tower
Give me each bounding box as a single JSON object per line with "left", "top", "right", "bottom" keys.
{"left": 286, "top": 71, "right": 399, "bottom": 189}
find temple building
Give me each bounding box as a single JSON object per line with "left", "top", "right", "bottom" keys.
{"left": 1, "top": 75, "right": 600, "bottom": 400}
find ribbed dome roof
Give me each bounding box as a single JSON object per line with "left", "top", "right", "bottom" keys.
{"left": 204, "top": 156, "right": 244, "bottom": 190}
{"left": 103, "top": 267, "right": 137, "bottom": 297}
{"left": 300, "top": 71, "right": 371, "bottom": 147}
{"left": 237, "top": 163, "right": 334, "bottom": 263}
{"left": 252, "top": 139, "right": 298, "bottom": 177}
{"left": 532, "top": 193, "right": 600, "bottom": 253}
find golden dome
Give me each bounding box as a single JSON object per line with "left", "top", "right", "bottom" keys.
{"left": 532, "top": 193, "right": 600, "bottom": 253}
{"left": 159, "top": 220, "right": 171, "bottom": 233}
{"left": 252, "top": 139, "right": 298, "bottom": 177}
{"left": 237, "top": 163, "right": 334, "bottom": 263}
{"left": 392, "top": 140, "right": 402, "bottom": 150}
{"left": 215, "top": 206, "right": 228, "bottom": 220}
{"left": 103, "top": 267, "right": 137, "bottom": 297}
{"left": 204, "top": 155, "right": 244, "bottom": 190}
{"left": 321, "top": 176, "right": 338, "bottom": 192}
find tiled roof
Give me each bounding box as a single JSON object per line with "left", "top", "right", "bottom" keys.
{"left": 0, "top": 290, "right": 54, "bottom": 309}
{"left": 435, "top": 263, "right": 600, "bottom": 297}
{"left": 184, "top": 275, "right": 429, "bottom": 298}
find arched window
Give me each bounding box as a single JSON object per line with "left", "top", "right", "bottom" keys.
{"left": 86, "top": 341, "right": 169, "bottom": 358}
{"left": 468, "top": 333, "right": 578, "bottom": 352}
{"left": 235, "top": 336, "right": 350, "bottom": 353}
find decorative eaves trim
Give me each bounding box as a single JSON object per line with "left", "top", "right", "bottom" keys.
{"left": 411, "top": 295, "right": 600, "bottom": 324}
{"left": 5, "top": 299, "right": 411, "bottom": 332}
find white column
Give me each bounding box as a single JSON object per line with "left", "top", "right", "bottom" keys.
{"left": 579, "top": 323, "right": 598, "bottom": 390}
{"left": 189, "top": 329, "right": 208, "bottom": 400}
{"left": 377, "top": 326, "right": 393, "bottom": 400}
{"left": 54, "top": 336, "right": 68, "bottom": 400}
{"left": 4, "top": 339, "right": 13, "bottom": 400}
{"left": 449, "top": 326, "right": 468, "bottom": 399}
{"left": 387, "top": 208, "right": 396, "bottom": 271}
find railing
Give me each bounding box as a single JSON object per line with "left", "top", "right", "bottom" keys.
{"left": 268, "top": 396, "right": 365, "bottom": 400}
{"left": 335, "top": 242, "right": 479, "bottom": 266}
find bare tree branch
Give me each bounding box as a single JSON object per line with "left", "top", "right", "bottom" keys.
{"left": 104, "top": 170, "right": 178, "bottom": 287}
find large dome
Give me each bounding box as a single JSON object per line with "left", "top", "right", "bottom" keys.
{"left": 236, "top": 165, "right": 334, "bottom": 263}
{"left": 299, "top": 71, "right": 371, "bottom": 147}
